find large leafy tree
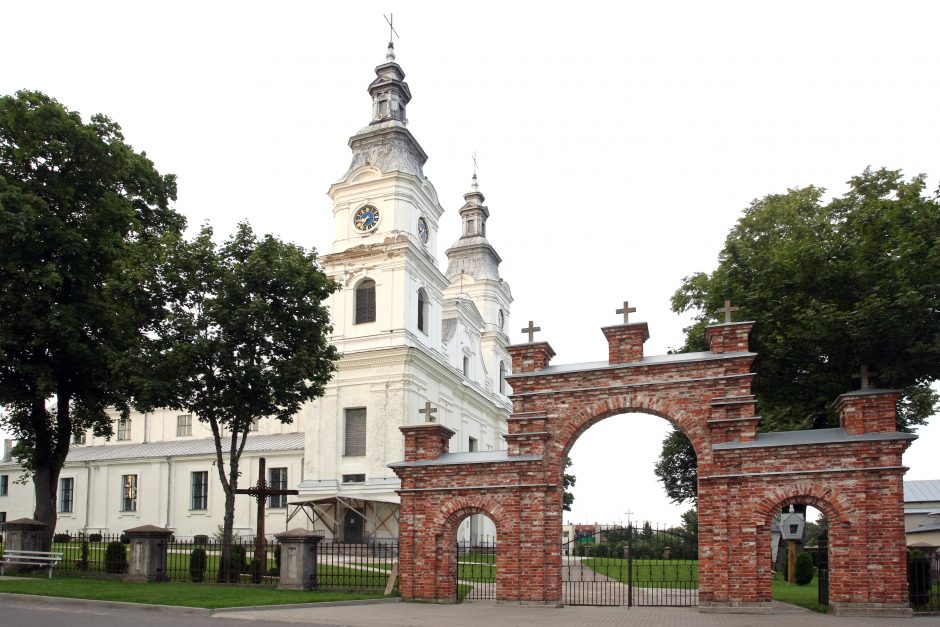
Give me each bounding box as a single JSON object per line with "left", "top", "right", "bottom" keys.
{"left": 0, "top": 91, "right": 184, "bottom": 544}
{"left": 658, "top": 167, "right": 940, "bottom": 503}
{"left": 138, "top": 223, "right": 339, "bottom": 581}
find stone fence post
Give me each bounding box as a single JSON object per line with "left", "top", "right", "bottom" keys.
{"left": 275, "top": 528, "right": 323, "bottom": 590}
{"left": 124, "top": 524, "right": 172, "bottom": 582}
{"left": 1, "top": 518, "right": 47, "bottom": 574}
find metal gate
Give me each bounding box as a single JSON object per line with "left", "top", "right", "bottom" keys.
{"left": 456, "top": 539, "right": 496, "bottom": 601}
{"left": 817, "top": 529, "right": 829, "bottom": 606}
{"left": 562, "top": 522, "right": 698, "bottom": 606}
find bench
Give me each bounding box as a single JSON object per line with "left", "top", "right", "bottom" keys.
{"left": 0, "top": 549, "right": 63, "bottom": 578}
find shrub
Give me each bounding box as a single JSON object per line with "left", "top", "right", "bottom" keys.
{"left": 119, "top": 534, "right": 130, "bottom": 545}
{"left": 794, "top": 552, "right": 814, "bottom": 585}
{"left": 105, "top": 541, "right": 128, "bottom": 574}
{"left": 53, "top": 532, "right": 71, "bottom": 543}
{"left": 248, "top": 557, "right": 262, "bottom": 583}
{"left": 190, "top": 548, "right": 207, "bottom": 583}
{"left": 220, "top": 544, "right": 247, "bottom": 581}
{"left": 88, "top": 533, "right": 102, "bottom": 543}
{"left": 594, "top": 544, "right": 609, "bottom": 558}
{"left": 269, "top": 544, "right": 281, "bottom": 576}
{"left": 76, "top": 540, "right": 90, "bottom": 572}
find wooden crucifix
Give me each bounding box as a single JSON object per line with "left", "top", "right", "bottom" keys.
{"left": 418, "top": 401, "right": 437, "bottom": 423}
{"left": 616, "top": 301, "right": 637, "bottom": 324}
{"left": 521, "top": 320, "right": 541, "bottom": 343}
{"left": 235, "top": 456, "right": 298, "bottom": 580}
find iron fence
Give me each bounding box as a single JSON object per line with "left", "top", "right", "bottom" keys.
{"left": 909, "top": 552, "right": 940, "bottom": 613}
{"left": 316, "top": 540, "right": 398, "bottom": 591}
{"left": 457, "top": 538, "right": 496, "bottom": 600}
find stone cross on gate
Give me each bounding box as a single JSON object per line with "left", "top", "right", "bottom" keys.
{"left": 419, "top": 401, "right": 437, "bottom": 423}
{"left": 616, "top": 301, "right": 637, "bottom": 324}
{"left": 852, "top": 365, "right": 877, "bottom": 390}
{"left": 719, "top": 299, "right": 740, "bottom": 324}
{"left": 521, "top": 320, "right": 541, "bottom": 343}
{"left": 235, "top": 457, "right": 298, "bottom": 581}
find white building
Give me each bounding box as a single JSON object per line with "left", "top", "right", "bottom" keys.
{"left": 0, "top": 40, "right": 512, "bottom": 543}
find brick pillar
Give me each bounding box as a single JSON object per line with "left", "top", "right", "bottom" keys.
{"left": 508, "top": 342, "right": 555, "bottom": 373}
{"left": 602, "top": 322, "right": 649, "bottom": 364}
{"left": 400, "top": 423, "right": 455, "bottom": 462}
{"left": 275, "top": 528, "right": 323, "bottom": 590}
{"left": 833, "top": 389, "right": 901, "bottom": 435}
{"left": 1, "top": 518, "right": 46, "bottom": 574}
{"left": 124, "top": 524, "right": 172, "bottom": 582}
{"left": 505, "top": 412, "right": 550, "bottom": 456}
{"left": 705, "top": 321, "right": 754, "bottom": 354}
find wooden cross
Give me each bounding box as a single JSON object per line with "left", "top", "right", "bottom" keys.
{"left": 719, "top": 299, "right": 740, "bottom": 324}
{"left": 235, "top": 457, "right": 298, "bottom": 580}
{"left": 852, "top": 365, "right": 877, "bottom": 390}
{"left": 384, "top": 13, "right": 399, "bottom": 45}
{"left": 521, "top": 320, "right": 541, "bottom": 343}
{"left": 616, "top": 301, "right": 637, "bottom": 324}
{"left": 419, "top": 401, "right": 437, "bottom": 423}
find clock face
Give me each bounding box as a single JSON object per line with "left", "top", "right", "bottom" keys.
{"left": 417, "top": 217, "right": 429, "bottom": 244}
{"left": 353, "top": 205, "right": 380, "bottom": 232}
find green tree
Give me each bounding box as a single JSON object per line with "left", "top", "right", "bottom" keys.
{"left": 653, "top": 428, "right": 698, "bottom": 504}
{"left": 563, "top": 456, "right": 576, "bottom": 511}
{"left": 138, "top": 223, "right": 338, "bottom": 581}
{"left": 0, "top": 91, "right": 184, "bottom": 545}
{"left": 658, "top": 167, "right": 940, "bottom": 502}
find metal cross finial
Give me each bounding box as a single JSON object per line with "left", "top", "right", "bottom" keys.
{"left": 616, "top": 301, "right": 637, "bottom": 324}
{"left": 852, "top": 365, "right": 877, "bottom": 390}
{"left": 419, "top": 401, "right": 437, "bottom": 423}
{"left": 522, "top": 320, "right": 541, "bottom": 343}
{"left": 384, "top": 13, "right": 399, "bottom": 45}
{"left": 625, "top": 509, "right": 633, "bottom": 527}
{"left": 719, "top": 299, "right": 740, "bottom": 324}
{"left": 472, "top": 152, "right": 479, "bottom": 177}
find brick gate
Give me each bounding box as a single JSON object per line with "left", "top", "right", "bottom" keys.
{"left": 390, "top": 317, "right": 914, "bottom": 616}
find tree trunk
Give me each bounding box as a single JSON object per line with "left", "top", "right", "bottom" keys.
{"left": 219, "top": 486, "right": 237, "bottom": 583}
{"left": 32, "top": 465, "right": 60, "bottom": 550}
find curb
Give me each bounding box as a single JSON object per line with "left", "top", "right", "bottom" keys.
{"left": 212, "top": 596, "right": 401, "bottom": 613}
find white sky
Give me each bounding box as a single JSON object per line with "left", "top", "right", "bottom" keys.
{"left": 3, "top": 1, "right": 939, "bottom": 526}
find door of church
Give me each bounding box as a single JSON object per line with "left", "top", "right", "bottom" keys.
{"left": 344, "top": 509, "right": 364, "bottom": 543}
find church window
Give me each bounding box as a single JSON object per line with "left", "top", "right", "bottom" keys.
{"left": 268, "top": 467, "right": 288, "bottom": 508}
{"left": 59, "top": 477, "right": 74, "bottom": 513}
{"left": 0, "top": 474, "right": 8, "bottom": 496}
{"left": 249, "top": 417, "right": 259, "bottom": 432}
{"left": 499, "top": 361, "right": 506, "bottom": 394}
{"left": 417, "top": 288, "right": 429, "bottom": 334}
{"left": 177, "top": 414, "right": 192, "bottom": 437}
{"left": 117, "top": 418, "right": 131, "bottom": 441}
{"left": 468, "top": 437, "right": 477, "bottom": 452}
{"left": 379, "top": 98, "right": 389, "bottom": 117}
{"left": 344, "top": 408, "right": 367, "bottom": 457}
{"left": 73, "top": 431, "right": 86, "bottom": 445}
{"left": 191, "top": 471, "right": 208, "bottom": 510}
{"left": 121, "top": 474, "right": 138, "bottom": 511}
{"left": 355, "top": 279, "right": 376, "bottom": 324}
{"left": 342, "top": 473, "right": 366, "bottom": 483}
{"left": 0, "top": 512, "right": 5, "bottom": 523}
{"left": 463, "top": 355, "right": 470, "bottom": 376}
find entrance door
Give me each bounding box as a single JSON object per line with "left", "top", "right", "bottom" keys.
{"left": 344, "top": 508, "right": 364, "bottom": 543}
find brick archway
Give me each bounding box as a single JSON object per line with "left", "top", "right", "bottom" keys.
{"left": 391, "top": 320, "right": 914, "bottom": 616}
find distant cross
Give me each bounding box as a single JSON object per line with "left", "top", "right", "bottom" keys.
{"left": 625, "top": 509, "right": 633, "bottom": 528}
{"left": 522, "top": 320, "right": 541, "bottom": 343}
{"left": 616, "top": 301, "right": 637, "bottom": 324}
{"left": 719, "top": 299, "right": 740, "bottom": 324}
{"left": 235, "top": 457, "right": 298, "bottom": 581}
{"left": 384, "top": 13, "right": 399, "bottom": 45}
{"left": 472, "top": 152, "right": 479, "bottom": 177}
{"left": 419, "top": 401, "right": 438, "bottom": 423}
{"left": 852, "top": 365, "right": 877, "bottom": 390}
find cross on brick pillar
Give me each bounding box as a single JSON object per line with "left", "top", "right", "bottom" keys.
{"left": 235, "top": 457, "right": 298, "bottom": 581}
{"left": 602, "top": 301, "right": 649, "bottom": 364}
{"left": 398, "top": 423, "right": 455, "bottom": 462}
{"left": 704, "top": 305, "right": 754, "bottom": 354}
{"left": 418, "top": 401, "right": 437, "bottom": 423}
{"left": 833, "top": 387, "right": 901, "bottom": 435}
{"left": 508, "top": 320, "right": 555, "bottom": 373}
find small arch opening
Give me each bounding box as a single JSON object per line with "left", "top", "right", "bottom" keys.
{"left": 417, "top": 287, "right": 429, "bottom": 334}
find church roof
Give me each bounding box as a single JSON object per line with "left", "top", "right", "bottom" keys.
{"left": 906, "top": 480, "right": 940, "bottom": 503}
{"left": 46, "top": 432, "right": 304, "bottom": 465}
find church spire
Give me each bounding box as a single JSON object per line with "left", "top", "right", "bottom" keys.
{"left": 369, "top": 15, "right": 410, "bottom": 125}
{"left": 445, "top": 170, "right": 503, "bottom": 280}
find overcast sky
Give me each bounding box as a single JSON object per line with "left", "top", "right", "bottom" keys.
{"left": 4, "top": 1, "right": 939, "bottom": 526}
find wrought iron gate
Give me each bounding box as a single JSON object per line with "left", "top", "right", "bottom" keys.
{"left": 562, "top": 522, "right": 698, "bottom": 607}
{"left": 817, "top": 529, "right": 829, "bottom": 606}
{"left": 456, "top": 539, "right": 496, "bottom": 601}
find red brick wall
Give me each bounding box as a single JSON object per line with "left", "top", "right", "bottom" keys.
{"left": 392, "top": 321, "right": 912, "bottom": 614}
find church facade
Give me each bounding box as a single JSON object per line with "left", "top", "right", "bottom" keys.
{"left": 0, "top": 41, "right": 512, "bottom": 542}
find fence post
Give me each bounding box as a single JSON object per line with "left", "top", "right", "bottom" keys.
{"left": 274, "top": 528, "right": 323, "bottom": 590}
{"left": 124, "top": 524, "right": 172, "bottom": 582}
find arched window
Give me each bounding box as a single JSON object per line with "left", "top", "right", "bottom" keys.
{"left": 355, "top": 279, "right": 376, "bottom": 324}
{"left": 417, "top": 288, "right": 429, "bottom": 334}
{"left": 463, "top": 355, "right": 470, "bottom": 376}
{"left": 499, "top": 361, "right": 506, "bottom": 394}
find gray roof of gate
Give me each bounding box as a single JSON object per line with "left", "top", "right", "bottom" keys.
{"left": 388, "top": 450, "right": 542, "bottom": 468}
{"left": 0, "top": 432, "right": 305, "bottom": 466}
{"left": 712, "top": 427, "right": 916, "bottom": 450}
{"left": 511, "top": 351, "right": 756, "bottom": 377}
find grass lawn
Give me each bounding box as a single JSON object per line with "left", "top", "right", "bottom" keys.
{"left": 0, "top": 576, "right": 391, "bottom": 609}
{"left": 770, "top": 571, "right": 827, "bottom": 613}
{"left": 581, "top": 557, "right": 699, "bottom": 588}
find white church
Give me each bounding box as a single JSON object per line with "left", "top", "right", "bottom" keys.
{"left": 0, "top": 40, "right": 513, "bottom": 543}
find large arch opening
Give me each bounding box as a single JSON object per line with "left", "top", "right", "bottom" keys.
{"left": 560, "top": 410, "right": 699, "bottom": 607}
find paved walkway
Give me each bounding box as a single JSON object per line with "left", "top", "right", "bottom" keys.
{"left": 216, "top": 600, "right": 940, "bottom": 626}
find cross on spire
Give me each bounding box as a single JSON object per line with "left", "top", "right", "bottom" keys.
{"left": 418, "top": 401, "right": 437, "bottom": 422}
{"left": 616, "top": 301, "right": 637, "bottom": 324}
{"left": 384, "top": 13, "right": 399, "bottom": 45}
{"left": 719, "top": 299, "right": 740, "bottom": 324}
{"left": 472, "top": 152, "right": 479, "bottom": 176}
{"left": 852, "top": 365, "right": 877, "bottom": 390}
{"left": 521, "top": 320, "right": 541, "bottom": 343}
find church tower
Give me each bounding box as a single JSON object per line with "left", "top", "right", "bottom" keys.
{"left": 296, "top": 40, "right": 513, "bottom": 543}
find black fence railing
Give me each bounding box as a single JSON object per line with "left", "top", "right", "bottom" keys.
{"left": 909, "top": 552, "right": 940, "bottom": 613}
{"left": 457, "top": 539, "right": 496, "bottom": 600}
{"left": 316, "top": 540, "right": 399, "bottom": 591}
